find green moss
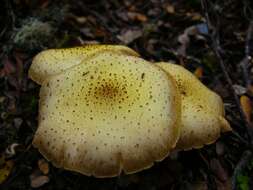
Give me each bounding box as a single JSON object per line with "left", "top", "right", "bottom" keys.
{"left": 237, "top": 174, "right": 249, "bottom": 190}
{"left": 12, "top": 18, "right": 56, "bottom": 51}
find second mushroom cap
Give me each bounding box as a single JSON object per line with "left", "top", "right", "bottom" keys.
{"left": 157, "top": 62, "right": 231, "bottom": 150}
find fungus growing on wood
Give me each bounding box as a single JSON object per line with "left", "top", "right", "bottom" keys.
{"left": 31, "top": 52, "right": 181, "bottom": 177}
{"left": 29, "top": 45, "right": 140, "bottom": 84}
{"left": 157, "top": 62, "right": 231, "bottom": 150}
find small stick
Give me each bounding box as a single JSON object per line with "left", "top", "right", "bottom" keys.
{"left": 240, "top": 21, "right": 253, "bottom": 89}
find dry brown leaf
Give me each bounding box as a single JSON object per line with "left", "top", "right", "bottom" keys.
{"left": 128, "top": 5, "right": 136, "bottom": 12}
{"left": 194, "top": 67, "right": 203, "bottom": 78}
{"left": 0, "top": 160, "right": 14, "bottom": 184}
{"left": 135, "top": 13, "right": 147, "bottom": 22}
{"left": 117, "top": 29, "right": 142, "bottom": 44}
{"left": 186, "top": 12, "right": 203, "bottom": 21}
{"left": 30, "top": 175, "right": 49, "bottom": 188}
{"left": 166, "top": 4, "right": 175, "bottom": 14}
{"left": 75, "top": 16, "right": 87, "bottom": 24}
{"left": 240, "top": 95, "right": 252, "bottom": 122}
{"left": 128, "top": 12, "right": 147, "bottom": 22}
{"left": 94, "top": 28, "right": 107, "bottom": 38}
{"left": 38, "top": 159, "right": 49, "bottom": 175}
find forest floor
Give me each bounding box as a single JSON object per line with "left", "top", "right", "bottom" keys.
{"left": 0, "top": 0, "right": 253, "bottom": 190}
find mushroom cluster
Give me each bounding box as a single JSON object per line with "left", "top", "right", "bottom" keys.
{"left": 29, "top": 45, "right": 231, "bottom": 177}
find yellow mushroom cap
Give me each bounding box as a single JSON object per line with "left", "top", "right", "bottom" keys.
{"left": 32, "top": 53, "right": 181, "bottom": 177}
{"left": 29, "top": 45, "right": 140, "bottom": 85}
{"left": 156, "top": 62, "right": 231, "bottom": 150}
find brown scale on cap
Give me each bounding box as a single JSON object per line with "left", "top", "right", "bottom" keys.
{"left": 31, "top": 51, "right": 181, "bottom": 178}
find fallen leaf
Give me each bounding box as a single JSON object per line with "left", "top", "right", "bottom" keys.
{"left": 135, "top": 13, "right": 147, "bottom": 22}
{"left": 194, "top": 67, "right": 203, "bottom": 78}
{"left": 0, "top": 160, "right": 14, "bottom": 184}
{"left": 30, "top": 175, "right": 49, "bottom": 188}
{"left": 192, "top": 14, "right": 203, "bottom": 21}
{"left": 128, "top": 5, "right": 136, "bottom": 12}
{"left": 233, "top": 84, "right": 247, "bottom": 95}
{"left": 30, "top": 169, "right": 50, "bottom": 188}
{"left": 240, "top": 95, "right": 252, "bottom": 122}
{"left": 166, "top": 4, "right": 175, "bottom": 14}
{"left": 186, "top": 12, "right": 203, "bottom": 21}
{"left": 127, "top": 12, "right": 136, "bottom": 20}
{"left": 128, "top": 12, "right": 147, "bottom": 22}
{"left": 38, "top": 159, "right": 49, "bottom": 175}
{"left": 117, "top": 29, "right": 142, "bottom": 44}
{"left": 94, "top": 27, "right": 107, "bottom": 38}
{"left": 75, "top": 16, "right": 87, "bottom": 24}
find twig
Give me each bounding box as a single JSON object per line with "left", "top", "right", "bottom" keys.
{"left": 201, "top": 0, "right": 253, "bottom": 145}
{"left": 240, "top": 21, "right": 253, "bottom": 89}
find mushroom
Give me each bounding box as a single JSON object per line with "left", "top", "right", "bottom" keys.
{"left": 31, "top": 52, "right": 181, "bottom": 177}
{"left": 29, "top": 45, "right": 140, "bottom": 85}
{"left": 156, "top": 62, "right": 231, "bottom": 150}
